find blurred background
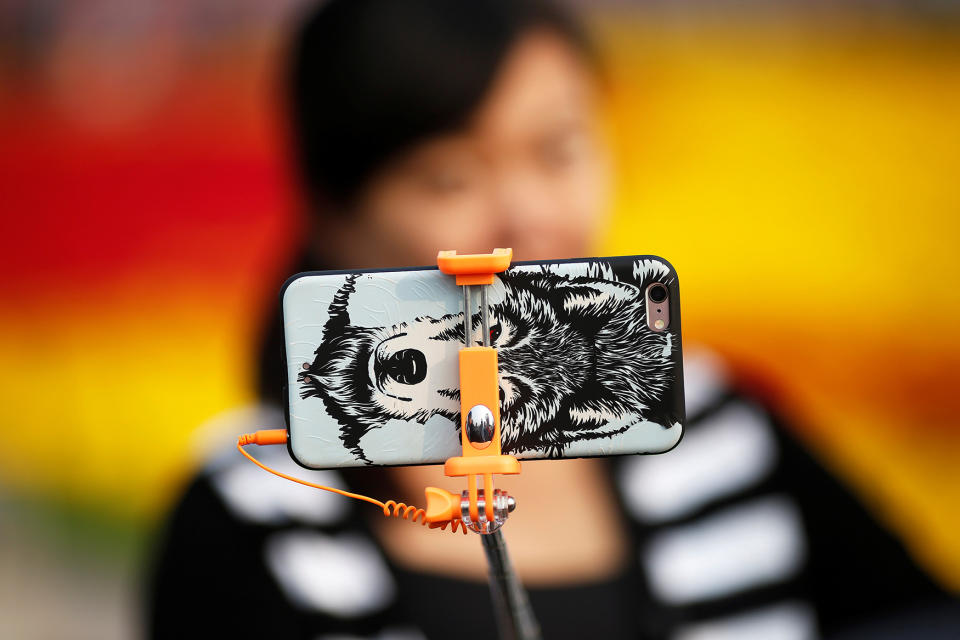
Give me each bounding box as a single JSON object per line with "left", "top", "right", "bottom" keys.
{"left": 0, "top": 0, "right": 958, "bottom": 637}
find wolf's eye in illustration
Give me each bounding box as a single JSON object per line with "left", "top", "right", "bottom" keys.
{"left": 487, "top": 314, "right": 521, "bottom": 348}
{"left": 489, "top": 321, "right": 502, "bottom": 344}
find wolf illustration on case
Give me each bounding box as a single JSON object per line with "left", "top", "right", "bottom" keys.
{"left": 298, "top": 259, "right": 681, "bottom": 463}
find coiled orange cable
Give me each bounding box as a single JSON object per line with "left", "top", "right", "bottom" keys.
{"left": 237, "top": 430, "right": 467, "bottom": 535}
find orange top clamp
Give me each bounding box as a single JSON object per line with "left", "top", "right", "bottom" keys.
{"left": 436, "top": 247, "right": 512, "bottom": 286}
{"left": 423, "top": 249, "right": 520, "bottom": 534}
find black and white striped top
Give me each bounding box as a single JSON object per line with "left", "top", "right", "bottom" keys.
{"left": 146, "top": 348, "right": 947, "bottom": 639}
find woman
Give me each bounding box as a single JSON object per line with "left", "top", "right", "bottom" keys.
{"left": 147, "top": 1, "right": 946, "bottom": 638}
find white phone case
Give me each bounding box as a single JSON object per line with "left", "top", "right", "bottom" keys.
{"left": 282, "top": 255, "right": 684, "bottom": 468}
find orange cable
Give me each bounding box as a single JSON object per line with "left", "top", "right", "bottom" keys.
{"left": 237, "top": 430, "right": 467, "bottom": 534}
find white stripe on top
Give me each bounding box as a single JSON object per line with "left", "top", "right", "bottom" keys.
{"left": 643, "top": 496, "right": 806, "bottom": 605}
{"left": 619, "top": 401, "right": 777, "bottom": 523}
{"left": 672, "top": 600, "right": 817, "bottom": 640}
{"left": 265, "top": 530, "right": 396, "bottom": 618}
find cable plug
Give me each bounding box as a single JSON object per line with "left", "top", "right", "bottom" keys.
{"left": 238, "top": 429, "right": 288, "bottom": 446}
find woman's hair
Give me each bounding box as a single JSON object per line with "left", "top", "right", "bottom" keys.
{"left": 259, "top": 0, "right": 595, "bottom": 406}
{"left": 288, "top": 0, "right": 595, "bottom": 210}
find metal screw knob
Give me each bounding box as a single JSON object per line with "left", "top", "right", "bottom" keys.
{"left": 466, "top": 404, "right": 495, "bottom": 444}
{"left": 460, "top": 489, "right": 516, "bottom": 534}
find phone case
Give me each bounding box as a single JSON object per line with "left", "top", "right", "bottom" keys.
{"left": 281, "top": 255, "right": 684, "bottom": 468}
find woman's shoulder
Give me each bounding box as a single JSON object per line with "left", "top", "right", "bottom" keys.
{"left": 148, "top": 404, "right": 415, "bottom": 637}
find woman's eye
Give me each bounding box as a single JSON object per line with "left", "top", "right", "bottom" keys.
{"left": 425, "top": 170, "right": 467, "bottom": 193}
{"left": 538, "top": 129, "right": 587, "bottom": 171}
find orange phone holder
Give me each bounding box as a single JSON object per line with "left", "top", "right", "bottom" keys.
{"left": 423, "top": 249, "right": 520, "bottom": 534}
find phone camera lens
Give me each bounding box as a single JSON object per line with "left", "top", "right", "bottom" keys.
{"left": 648, "top": 284, "right": 668, "bottom": 304}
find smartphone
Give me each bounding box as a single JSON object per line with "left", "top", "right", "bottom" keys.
{"left": 281, "top": 255, "right": 684, "bottom": 468}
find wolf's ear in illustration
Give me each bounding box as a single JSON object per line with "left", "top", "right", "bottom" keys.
{"left": 323, "top": 273, "right": 358, "bottom": 335}
{"left": 299, "top": 272, "right": 362, "bottom": 400}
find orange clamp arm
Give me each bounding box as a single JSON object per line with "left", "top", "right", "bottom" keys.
{"left": 437, "top": 248, "right": 512, "bottom": 286}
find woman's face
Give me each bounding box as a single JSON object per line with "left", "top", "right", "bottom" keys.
{"left": 319, "top": 28, "right": 611, "bottom": 268}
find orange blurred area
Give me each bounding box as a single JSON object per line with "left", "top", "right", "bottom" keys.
{"left": 0, "top": 3, "right": 958, "bottom": 633}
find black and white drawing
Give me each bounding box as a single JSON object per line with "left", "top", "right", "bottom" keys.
{"left": 292, "top": 258, "right": 684, "bottom": 465}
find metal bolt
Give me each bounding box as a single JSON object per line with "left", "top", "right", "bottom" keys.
{"left": 466, "top": 404, "right": 495, "bottom": 444}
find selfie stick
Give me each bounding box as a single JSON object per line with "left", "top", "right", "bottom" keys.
{"left": 237, "top": 249, "right": 540, "bottom": 639}
{"left": 425, "top": 248, "right": 541, "bottom": 640}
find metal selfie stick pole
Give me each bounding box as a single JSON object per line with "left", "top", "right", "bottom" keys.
{"left": 475, "top": 284, "right": 540, "bottom": 640}
{"left": 430, "top": 249, "right": 542, "bottom": 640}
{"left": 482, "top": 530, "right": 541, "bottom": 640}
